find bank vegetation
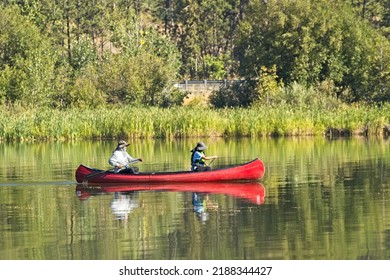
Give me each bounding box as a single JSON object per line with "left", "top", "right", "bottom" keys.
{"left": 0, "top": 1, "right": 389, "bottom": 141}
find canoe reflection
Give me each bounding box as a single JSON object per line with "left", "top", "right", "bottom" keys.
{"left": 76, "top": 181, "right": 266, "bottom": 220}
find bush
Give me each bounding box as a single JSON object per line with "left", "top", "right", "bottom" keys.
{"left": 0, "top": 6, "right": 58, "bottom": 107}
{"left": 210, "top": 80, "right": 256, "bottom": 108}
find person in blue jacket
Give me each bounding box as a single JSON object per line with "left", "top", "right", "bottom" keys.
{"left": 190, "top": 141, "right": 217, "bottom": 172}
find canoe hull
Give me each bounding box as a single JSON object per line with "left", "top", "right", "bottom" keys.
{"left": 75, "top": 158, "right": 265, "bottom": 183}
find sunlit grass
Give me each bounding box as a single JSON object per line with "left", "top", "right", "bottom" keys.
{"left": 0, "top": 103, "right": 389, "bottom": 141}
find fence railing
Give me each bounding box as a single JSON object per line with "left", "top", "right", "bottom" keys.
{"left": 174, "top": 80, "right": 242, "bottom": 94}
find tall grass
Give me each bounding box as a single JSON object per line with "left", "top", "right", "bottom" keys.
{"left": 0, "top": 103, "right": 389, "bottom": 142}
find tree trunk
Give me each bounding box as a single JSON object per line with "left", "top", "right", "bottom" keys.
{"left": 66, "top": 11, "right": 72, "bottom": 64}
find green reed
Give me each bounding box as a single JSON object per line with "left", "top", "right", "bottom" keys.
{"left": 0, "top": 104, "right": 389, "bottom": 141}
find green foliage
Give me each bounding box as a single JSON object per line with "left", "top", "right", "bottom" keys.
{"left": 210, "top": 80, "right": 257, "bottom": 108}
{"left": 66, "top": 69, "right": 107, "bottom": 109}
{"left": 103, "top": 14, "right": 183, "bottom": 107}
{"left": 200, "top": 55, "right": 227, "bottom": 80}
{"left": 1, "top": 1, "right": 389, "bottom": 110}
{"left": 234, "top": 0, "right": 390, "bottom": 103}
{"left": 70, "top": 37, "right": 97, "bottom": 72}
{"left": 1, "top": 103, "right": 389, "bottom": 141}
{"left": 211, "top": 78, "right": 345, "bottom": 113}
{"left": 0, "top": 2, "right": 185, "bottom": 109}
{"left": 183, "top": 95, "right": 210, "bottom": 108}
{"left": 0, "top": 5, "right": 58, "bottom": 107}
{"left": 167, "top": 0, "right": 241, "bottom": 79}
{"left": 265, "top": 82, "right": 342, "bottom": 111}
{"left": 99, "top": 49, "right": 183, "bottom": 107}
{"left": 255, "top": 65, "right": 281, "bottom": 105}
{"left": 350, "top": 0, "right": 388, "bottom": 33}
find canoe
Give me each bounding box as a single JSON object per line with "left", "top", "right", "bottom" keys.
{"left": 76, "top": 181, "right": 266, "bottom": 205}
{"left": 75, "top": 158, "right": 265, "bottom": 184}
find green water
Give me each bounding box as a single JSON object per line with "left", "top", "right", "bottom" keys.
{"left": 0, "top": 137, "right": 389, "bottom": 260}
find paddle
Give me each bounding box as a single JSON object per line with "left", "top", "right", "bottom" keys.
{"left": 207, "top": 156, "right": 217, "bottom": 166}
{"left": 82, "top": 159, "right": 141, "bottom": 182}
{"left": 82, "top": 167, "right": 115, "bottom": 182}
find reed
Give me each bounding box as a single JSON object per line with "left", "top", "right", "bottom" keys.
{"left": 0, "top": 103, "right": 389, "bottom": 141}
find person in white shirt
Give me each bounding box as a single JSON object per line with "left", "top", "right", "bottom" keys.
{"left": 108, "top": 140, "right": 143, "bottom": 173}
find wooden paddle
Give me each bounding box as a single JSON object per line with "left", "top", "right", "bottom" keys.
{"left": 82, "top": 159, "right": 141, "bottom": 182}
{"left": 207, "top": 156, "right": 217, "bottom": 166}
{"left": 82, "top": 167, "right": 115, "bottom": 182}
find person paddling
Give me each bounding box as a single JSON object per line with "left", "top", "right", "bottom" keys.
{"left": 108, "top": 140, "right": 143, "bottom": 173}
{"left": 190, "top": 141, "right": 217, "bottom": 172}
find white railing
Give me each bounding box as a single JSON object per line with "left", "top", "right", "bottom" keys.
{"left": 173, "top": 80, "right": 228, "bottom": 93}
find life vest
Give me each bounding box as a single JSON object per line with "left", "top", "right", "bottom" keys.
{"left": 191, "top": 150, "right": 206, "bottom": 167}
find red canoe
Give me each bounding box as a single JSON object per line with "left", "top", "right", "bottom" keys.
{"left": 75, "top": 158, "right": 265, "bottom": 184}
{"left": 76, "top": 181, "right": 266, "bottom": 205}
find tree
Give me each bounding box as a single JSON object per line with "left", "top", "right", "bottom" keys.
{"left": 234, "top": 0, "right": 390, "bottom": 103}
{"left": 0, "top": 6, "right": 58, "bottom": 107}
{"left": 99, "top": 12, "right": 183, "bottom": 107}
{"left": 350, "top": 0, "right": 388, "bottom": 29}
{"left": 165, "top": 0, "right": 243, "bottom": 79}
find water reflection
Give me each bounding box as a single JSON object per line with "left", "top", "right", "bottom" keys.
{"left": 1, "top": 138, "right": 389, "bottom": 260}
{"left": 110, "top": 192, "right": 139, "bottom": 220}
{"left": 192, "top": 192, "right": 210, "bottom": 223}
{"left": 76, "top": 181, "right": 266, "bottom": 222}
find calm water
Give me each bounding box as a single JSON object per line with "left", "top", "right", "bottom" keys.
{"left": 0, "top": 137, "right": 389, "bottom": 260}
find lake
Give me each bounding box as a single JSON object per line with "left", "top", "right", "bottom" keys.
{"left": 0, "top": 137, "right": 389, "bottom": 260}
